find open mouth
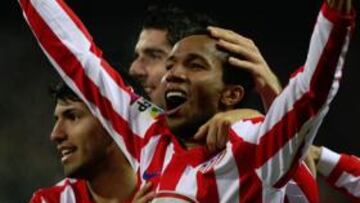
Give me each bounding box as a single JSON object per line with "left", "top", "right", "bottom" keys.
{"left": 165, "top": 90, "right": 188, "bottom": 115}
{"left": 59, "top": 147, "right": 76, "bottom": 163}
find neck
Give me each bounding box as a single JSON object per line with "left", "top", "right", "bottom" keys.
{"left": 87, "top": 145, "right": 137, "bottom": 203}
{"left": 184, "top": 140, "right": 203, "bottom": 149}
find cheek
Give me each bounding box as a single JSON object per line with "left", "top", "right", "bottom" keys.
{"left": 151, "top": 64, "right": 167, "bottom": 81}
{"left": 78, "top": 123, "right": 111, "bottom": 156}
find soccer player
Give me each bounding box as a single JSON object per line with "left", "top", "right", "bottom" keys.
{"left": 129, "top": 5, "right": 318, "bottom": 203}
{"left": 29, "top": 82, "right": 138, "bottom": 203}
{"left": 19, "top": 0, "right": 355, "bottom": 202}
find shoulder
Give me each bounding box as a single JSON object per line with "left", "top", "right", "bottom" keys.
{"left": 29, "top": 178, "right": 87, "bottom": 203}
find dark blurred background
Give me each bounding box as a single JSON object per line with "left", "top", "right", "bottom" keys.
{"left": 0, "top": 0, "right": 359, "bottom": 202}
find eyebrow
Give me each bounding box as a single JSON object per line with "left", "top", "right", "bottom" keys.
{"left": 143, "top": 48, "right": 168, "bottom": 56}
{"left": 186, "top": 53, "right": 210, "bottom": 67}
{"left": 54, "top": 107, "right": 77, "bottom": 118}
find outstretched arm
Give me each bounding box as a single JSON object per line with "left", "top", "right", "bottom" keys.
{"left": 213, "top": 0, "right": 355, "bottom": 188}
{"left": 17, "top": 0, "right": 160, "bottom": 170}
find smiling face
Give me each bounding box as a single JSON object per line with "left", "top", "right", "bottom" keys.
{"left": 163, "top": 35, "right": 235, "bottom": 138}
{"left": 129, "top": 28, "right": 172, "bottom": 107}
{"left": 50, "top": 99, "right": 113, "bottom": 178}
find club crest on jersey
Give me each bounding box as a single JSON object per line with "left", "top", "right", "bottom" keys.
{"left": 152, "top": 191, "right": 199, "bottom": 203}
{"left": 199, "top": 150, "right": 226, "bottom": 173}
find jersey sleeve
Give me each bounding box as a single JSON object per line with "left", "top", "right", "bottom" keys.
{"left": 230, "top": 1, "right": 355, "bottom": 187}
{"left": 318, "top": 147, "right": 360, "bottom": 202}
{"left": 29, "top": 191, "right": 46, "bottom": 203}
{"left": 17, "top": 0, "right": 161, "bottom": 170}
{"left": 284, "top": 163, "right": 319, "bottom": 203}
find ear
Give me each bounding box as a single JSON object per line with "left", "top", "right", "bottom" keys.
{"left": 220, "top": 85, "right": 244, "bottom": 108}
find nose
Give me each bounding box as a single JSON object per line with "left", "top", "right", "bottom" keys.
{"left": 165, "top": 65, "right": 187, "bottom": 84}
{"left": 129, "top": 57, "right": 147, "bottom": 80}
{"left": 50, "top": 120, "right": 67, "bottom": 143}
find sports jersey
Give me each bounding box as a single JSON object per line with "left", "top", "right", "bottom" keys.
{"left": 18, "top": 0, "right": 355, "bottom": 202}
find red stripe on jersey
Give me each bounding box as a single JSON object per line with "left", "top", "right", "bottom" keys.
{"left": 20, "top": 0, "right": 140, "bottom": 160}
{"left": 239, "top": 172, "right": 263, "bottom": 203}
{"left": 292, "top": 164, "right": 319, "bottom": 203}
{"left": 327, "top": 154, "right": 360, "bottom": 202}
{"left": 321, "top": 3, "right": 356, "bottom": 27}
{"left": 273, "top": 142, "right": 306, "bottom": 188}
{"left": 290, "top": 66, "right": 304, "bottom": 79}
{"left": 196, "top": 169, "right": 219, "bottom": 203}
{"left": 231, "top": 142, "right": 262, "bottom": 202}
{"left": 158, "top": 156, "right": 187, "bottom": 190}
{"left": 308, "top": 24, "right": 347, "bottom": 108}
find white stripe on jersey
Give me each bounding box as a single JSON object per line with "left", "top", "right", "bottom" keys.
{"left": 140, "top": 135, "right": 162, "bottom": 182}
{"left": 214, "top": 144, "right": 240, "bottom": 203}
{"left": 262, "top": 186, "right": 285, "bottom": 203}
{"left": 318, "top": 147, "right": 341, "bottom": 177}
{"left": 60, "top": 184, "right": 76, "bottom": 203}
{"left": 335, "top": 172, "right": 360, "bottom": 197}
{"left": 176, "top": 166, "right": 199, "bottom": 198}
{"left": 285, "top": 181, "right": 310, "bottom": 203}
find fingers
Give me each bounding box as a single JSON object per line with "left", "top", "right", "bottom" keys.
{"left": 216, "top": 120, "right": 230, "bottom": 149}
{"left": 203, "top": 114, "right": 230, "bottom": 153}
{"left": 304, "top": 154, "right": 317, "bottom": 178}
{"left": 194, "top": 122, "right": 209, "bottom": 141}
{"left": 133, "top": 182, "right": 155, "bottom": 203}
{"left": 208, "top": 26, "right": 253, "bottom": 49}
{"left": 228, "top": 56, "right": 259, "bottom": 73}
{"left": 206, "top": 120, "right": 218, "bottom": 153}
{"left": 327, "top": 0, "right": 352, "bottom": 13}
{"left": 217, "top": 39, "right": 259, "bottom": 63}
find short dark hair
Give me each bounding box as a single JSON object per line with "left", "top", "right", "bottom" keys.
{"left": 50, "top": 81, "right": 80, "bottom": 103}
{"left": 142, "top": 4, "right": 217, "bottom": 46}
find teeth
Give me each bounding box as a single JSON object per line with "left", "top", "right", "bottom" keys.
{"left": 166, "top": 91, "right": 186, "bottom": 99}
{"left": 61, "top": 149, "right": 74, "bottom": 156}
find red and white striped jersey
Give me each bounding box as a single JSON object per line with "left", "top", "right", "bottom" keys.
{"left": 18, "top": 0, "right": 355, "bottom": 202}
{"left": 29, "top": 179, "right": 93, "bottom": 203}
{"left": 29, "top": 178, "right": 136, "bottom": 203}
{"left": 285, "top": 163, "right": 319, "bottom": 203}
{"left": 318, "top": 147, "right": 360, "bottom": 202}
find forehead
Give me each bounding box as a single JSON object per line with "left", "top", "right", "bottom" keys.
{"left": 136, "top": 28, "right": 171, "bottom": 49}
{"left": 54, "top": 99, "right": 86, "bottom": 113}
{"left": 170, "top": 35, "right": 219, "bottom": 59}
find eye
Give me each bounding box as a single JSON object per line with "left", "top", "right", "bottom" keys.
{"left": 148, "top": 52, "right": 163, "bottom": 60}
{"left": 189, "top": 63, "right": 205, "bottom": 70}
{"left": 64, "top": 111, "right": 79, "bottom": 122}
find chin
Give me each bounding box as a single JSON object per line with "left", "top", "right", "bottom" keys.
{"left": 167, "top": 118, "right": 200, "bottom": 141}
{"left": 63, "top": 163, "right": 87, "bottom": 179}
